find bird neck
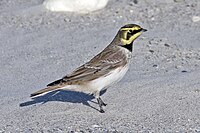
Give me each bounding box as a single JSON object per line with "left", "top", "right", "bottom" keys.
{"left": 110, "top": 34, "right": 134, "bottom": 52}
{"left": 121, "top": 42, "right": 133, "bottom": 52}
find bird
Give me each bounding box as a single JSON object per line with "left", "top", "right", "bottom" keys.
{"left": 31, "top": 24, "right": 147, "bottom": 113}
{"left": 43, "top": 0, "right": 108, "bottom": 13}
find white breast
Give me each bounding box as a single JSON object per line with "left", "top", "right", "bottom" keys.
{"left": 89, "top": 65, "right": 129, "bottom": 92}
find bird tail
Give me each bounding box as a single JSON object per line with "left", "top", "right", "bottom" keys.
{"left": 30, "top": 86, "right": 60, "bottom": 97}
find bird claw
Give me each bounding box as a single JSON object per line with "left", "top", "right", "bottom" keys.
{"left": 97, "top": 97, "right": 106, "bottom": 113}
{"left": 102, "top": 102, "right": 107, "bottom": 106}
{"left": 99, "top": 109, "right": 105, "bottom": 113}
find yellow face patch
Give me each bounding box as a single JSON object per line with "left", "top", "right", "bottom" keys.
{"left": 119, "top": 26, "right": 142, "bottom": 45}
{"left": 120, "top": 27, "right": 141, "bottom": 31}
{"left": 120, "top": 32, "right": 142, "bottom": 44}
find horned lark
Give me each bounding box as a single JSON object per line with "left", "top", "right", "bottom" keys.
{"left": 31, "top": 24, "right": 147, "bottom": 113}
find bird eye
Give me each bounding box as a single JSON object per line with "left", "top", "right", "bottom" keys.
{"left": 129, "top": 30, "right": 133, "bottom": 33}
{"left": 128, "top": 30, "right": 134, "bottom": 35}
{"left": 128, "top": 28, "right": 142, "bottom": 35}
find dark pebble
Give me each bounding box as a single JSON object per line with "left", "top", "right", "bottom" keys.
{"left": 153, "top": 64, "right": 158, "bottom": 67}
{"left": 164, "top": 43, "right": 170, "bottom": 47}
{"left": 133, "top": 0, "right": 138, "bottom": 4}
{"left": 181, "top": 70, "right": 187, "bottom": 73}
{"left": 149, "top": 50, "right": 154, "bottom": 53}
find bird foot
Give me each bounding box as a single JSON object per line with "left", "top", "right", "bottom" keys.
{"left": 99, "top": 109, "right": 105, "bottom": 113}
{"left": 97, "top": 97, "right": 106, "bottom": 113}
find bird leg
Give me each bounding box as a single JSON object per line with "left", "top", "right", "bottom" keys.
{"left": 97, "top": 97, "right": 105, "bottom": 113}
{"left": 98, "top": 97, "right": 107, "bottom": 106}
{"left": 94, "top": 91, "right": 107, "bottom": 113}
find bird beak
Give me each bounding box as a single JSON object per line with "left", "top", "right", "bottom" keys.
{"left": 142, "top": 28, "right": 147, "bottom": 32}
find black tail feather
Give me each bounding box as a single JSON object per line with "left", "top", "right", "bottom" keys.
{"left": 30, "top": 92, "right": 43, "bottom": 97}
{"left": 47, "top": 78, "right": 66, "bottom": 87}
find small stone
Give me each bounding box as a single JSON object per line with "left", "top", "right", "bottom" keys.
{"left": 175, "top": 66, "right": 179, "bottom": 69}
{"left": 191, "top": 3, "right": 197, "bottom": 7}
{"left": 153, "top": 64, "right": 158, "bottom": 68}
{"left": 130, "top": 10, "right": 133, "bottom": 13}
{"left": 194, "top": 89, "right": 200, "bottom": 93}
{"left": 174, "top": 0, "right": 183, "bottom": 2}
{"left": 64, "top": 18, "right": 69, "bottom": 22}
{"left": 164, "top": 43, "right": 170, "bottom": 47}
{"left": 133, "top": 0, "right": 138, "bottom": 4}
{"left": 151, "top": 17, "right": 155, "bottom": 21}
{"left": 149, "top": 50, "right": 154, "bottom": 53}
{"left": 129, "top": 3, "right": 133, "bottom": 6}
{"left": 192, "top": 16, "right": 200, "bottom": 22}
{"left": 92, "top": 125, "right": 101, "bottom": 128}
{"left": 181, "top": 70, "right": 187, "bottom": 73}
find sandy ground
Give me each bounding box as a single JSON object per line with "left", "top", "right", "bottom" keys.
{"left": 0, "top": 0, "right": 200, "bottom": 132}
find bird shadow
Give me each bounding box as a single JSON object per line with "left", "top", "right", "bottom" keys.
{"left": 19, "top": 89, "right": 107, "bottom": 112}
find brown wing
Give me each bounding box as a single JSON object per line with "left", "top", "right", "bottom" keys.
{"left": 47, "top": 46, "right": 127, "bottom": 86}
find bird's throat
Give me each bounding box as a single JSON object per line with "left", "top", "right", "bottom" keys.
{"left": 121, "top": 42, "right": 133, "bottom": 52}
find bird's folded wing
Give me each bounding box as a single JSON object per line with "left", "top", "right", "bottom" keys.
{"left": 47, "top": 48, "right": 127, "bottom": 86}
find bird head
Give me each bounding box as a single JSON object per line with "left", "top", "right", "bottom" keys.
{"left": 118, "top": 24, "right": 147, "bottom": 45}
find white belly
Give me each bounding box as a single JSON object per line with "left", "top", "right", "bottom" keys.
{"left": 59, "top": 66, "right": 129, "bottom": 95}
{"left": 89, "top": 65, "right": 129, "bottom": 92}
